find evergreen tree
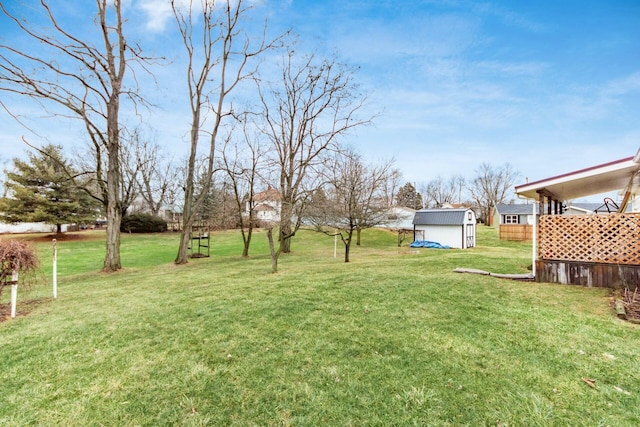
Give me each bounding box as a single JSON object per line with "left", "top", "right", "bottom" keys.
{"left": 0, "top": 145, "right": 99, "bottom": 232}
{"left": 395, "top": 182, "right": 423, "bottom": 210}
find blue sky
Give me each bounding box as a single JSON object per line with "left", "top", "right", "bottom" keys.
{"left": 1, "top": 0, "right": 639, "bottom": 201}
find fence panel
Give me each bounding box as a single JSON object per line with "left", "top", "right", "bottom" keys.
{"left": 499, "top": 224, "right": 533, "bottom": 241}
{"left": 538, "top": 214, "right": 640, "bottom": 265}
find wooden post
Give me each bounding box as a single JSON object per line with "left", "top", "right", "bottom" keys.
{"left": 537, "top": 191, "right": 545, "bottom": 216}
{"left": 52, "top": 239, "right": 58, "bottom": 299}
{"left": 531, "top": 201, "right": 537, "bottom": 278}
{"left": 10, "top": 270, "right": 18, "bottom": 318}
{"left": 614, "top": 300, "right": 626, "bottom": 319}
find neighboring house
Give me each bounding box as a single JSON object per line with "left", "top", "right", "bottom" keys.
{"left": 493, "top": 203, "right": 539, "bottom": 241}
{"left": 160, "top": 205, "right": 184, "bottom": 231}
{"left": 0, "top": 222, "right": 69, "bottom": 234}
{"left": 412, "top": 208, "right": 476, "bottom": 249}
{"left": 494, "top": 201, "right": 630, "bottom": 241}
{"left": 493, "top": 203, "right": 539, "bottom": 226}
{"left": 441, "top": 202, "right": 473, "bottom": 210}
{"left": 515, "top": 147, "right": 640, "bottom": 287}
{"left": 380, "top": 206, "right": 416, "bottom": 230}
{"left": 563, "top": 203, "right": 601, "bottom": 215}
{"left": 246, "top": 187, "right": 282, "bottom": 223}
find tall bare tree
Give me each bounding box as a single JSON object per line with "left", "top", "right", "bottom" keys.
{"left": 469, "top": 162, "right": 519, "bottom": 223}
{"left": 171, "top": 0, "right": 283, "bottom": 265}
{"left": 258, "top": 46, "right": 372, "bottom": 272}
{"left": 0, "top": 1, "right": 149, "bottom": 271}
{"left": 219, "top": 117, "right": 264, "bottom": 257}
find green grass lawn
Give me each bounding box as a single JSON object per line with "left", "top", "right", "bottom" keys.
{"left": 1, "top": 227, "right": 638, "bottom": 426}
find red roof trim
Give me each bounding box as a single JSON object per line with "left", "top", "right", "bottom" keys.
{"left": 515, "top": 156, "right": 635, "bottom": 190}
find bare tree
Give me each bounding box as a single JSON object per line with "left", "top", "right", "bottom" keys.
{"left": 219, "top": 117, "right": 264, "bottom": 257}
{"left": 306, "top": 150, "right": 394, "bottom": 262}
{"left": 453, "top": 174, "right": 467, "bottom": 204}
{"left": 382, "top": 168, "right": 402, "bottom": 208}
{"left": 74, "top": 128, "right": 158, "bottom": 217}
{"left": 118, "top": 129, "right": 145, "bottom": 216}
{"left": 171, "top": 0, "right": 283, "bottom": 265}
{"left": 0, "top": 1, "right": 150, "bottom": 271}
{"left": 132, "top": 132, "right": 181, "bottom": 216}
{"left": 468, "top": 162, "right": 519, "bottom": 224}
{"left": 258, "top": 46, "right": 372, "bottom": 272}
{"left": 425, "top": 175, "right": 459, "bottom": 208}
{"left": 353, "top": 158, "right": 397, "bottom": 246}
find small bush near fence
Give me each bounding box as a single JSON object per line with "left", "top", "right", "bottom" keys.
{"left": 121, "top": 213, "right": 168, "bottom": 233}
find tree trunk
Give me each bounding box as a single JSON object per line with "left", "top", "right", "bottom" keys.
{"left": 104, "top": 207, "right": 121, "bottom": 271}
{"left": 56, "top": 223, "right": 62, "bottom": 234}
{"left": 175, "top": 131, "right": 197, "bottom": 265}
{"left": 344, "top": 230, "right": 353, "bottom": 263}
{"left": 104, "top": 163, "right": 122, "bottom": 271}
{"left": 280, "top": 224, "right": 292, "bottom": 254}
{"left": 103, "top": 103, "right": 122, "bottom": 271}
{"left": 176, "top": 226, "right": 192, "bottom": 264}
{"left": 356, "top": 227, "right": 362, "bottom": 246}
{"left": 267, "top": 227, "right": 279, "bottom": 273}
{"left": 241, "top": 225, "right": 253, "bottom": 258}
{"left": 175, "top": 197, "right": 193, "bottom": 264}
{"left": 278, "top": 200, "right": 294, "bottom": 254}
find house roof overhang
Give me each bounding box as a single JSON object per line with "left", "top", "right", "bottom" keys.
{"left": 515, "top": 149, "right": 640, "bottom": 202}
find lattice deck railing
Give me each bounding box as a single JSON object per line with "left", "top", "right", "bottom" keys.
{"left": 538, "top": 213, "right": 640, "bottom": 265}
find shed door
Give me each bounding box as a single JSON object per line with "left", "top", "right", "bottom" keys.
{"left": 466, "top": 224, "right": 475, "bottom": 248}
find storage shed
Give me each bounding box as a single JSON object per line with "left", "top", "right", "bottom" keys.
{"left": 412, "top": 208, "right": 476, "bottom": 249}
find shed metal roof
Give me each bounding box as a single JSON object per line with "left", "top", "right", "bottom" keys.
{"left": 495, "top": 203, "right": 539, "bottom": 215}
{"left": 413, "top": 208, "right": 469, "bottom": 225}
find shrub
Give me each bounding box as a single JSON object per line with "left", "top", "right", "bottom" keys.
{"left": 121, "top": 213, "right": 168, "bottom": 233}
{"left": 0, "top": 240, "right": 39, "bottom": 296}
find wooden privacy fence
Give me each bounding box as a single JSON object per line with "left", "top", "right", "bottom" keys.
{"left": 538, "top": 213, "right": 640, "bottom": 265}
{"left": 500, "top": 224, "right": 533, "bottom": 241}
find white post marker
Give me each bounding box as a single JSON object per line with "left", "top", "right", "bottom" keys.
{"left": 10, "top": 270, "right": 18, "bottom": 318}
{"left": 52, "top": 239, "right": 58, "bottom": 299}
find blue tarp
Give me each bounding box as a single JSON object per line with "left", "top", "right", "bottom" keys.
{"left": 409, "top": 240, "right": 450, "bottom": 249}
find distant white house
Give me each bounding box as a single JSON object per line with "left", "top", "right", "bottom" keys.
{"left": 245, "top": 187, "right": 282, "bottom": 223}
{"left": 412, "top": 208, "right": 476, "bottom": 249}
{"left": 379, "top": 206, "right": 416, "bottom": 230}
{"left": 0, "top": 222, "right": 70, "bottom": 234}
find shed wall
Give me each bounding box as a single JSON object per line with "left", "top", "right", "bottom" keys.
{"left": 414, "top": 225, "right": 463, "bottom": 248}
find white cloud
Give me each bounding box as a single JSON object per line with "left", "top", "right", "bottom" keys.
{"left": 600, "top": 71, "right": 640, "bottom": 97}
{"left": 138, "top": 0, "right": 175, "bottom": 32}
